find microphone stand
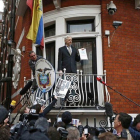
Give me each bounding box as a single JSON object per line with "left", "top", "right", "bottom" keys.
{"left": 53, "top": 105, "right": 63, "bottom": 127}
{"left": 109, "top": 116, "right": 113, "bottom": 133}
{"left": 97, "top": 79, "right": 140, "bottom": 107}
{"left": 53, "top": 96, "right": 67, "bottom": 127}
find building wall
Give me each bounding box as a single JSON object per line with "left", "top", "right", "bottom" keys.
{"left": 43, "top": 0, "right": 140, "bottom": 113}
{"left": 11, "top": 0, "right": 140, "bottom": 114}
{"left": 11, "top": 9, "right": 33, "bottom": 102}
{"left": 101, "top": 0, "right": 140, "bottom": 113}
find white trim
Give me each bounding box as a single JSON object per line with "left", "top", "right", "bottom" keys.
{"left": 44, "top": 5, "right": 100, "bottom": 24}
{"left": 129, "top": 113, "right": 138, "bottom": 120}
{"left": 15, "top": 16, "right": 19, "bottom": 30}
{"left": 11, "top": 88, "right": 22, "bottom": 99}
{"left": 16, "top": 28, "right": 25, "bottom": 49}
{"left": 43, "top": 5, "right": 103, "bottom": 105}
{"left": 44, "top": 32, "right": 100, "bottom": 43}
{"left": 43, "top": 5, "right": 102, "bottom": 71}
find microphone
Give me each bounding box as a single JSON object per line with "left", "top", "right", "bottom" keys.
{"left": 9, "top": 100, "right": 16, "bottom": 114}
{"left": 105, "top": 102, "right": 113, "bottom": 117}
{"left": 105, "top": 102, "right": 114, "bottom": 132}
{"left": 20, "top": 81, "right": 32, "bottom": 95}
{"left": 96, "top": 77, "right": 107, "bottom": 86}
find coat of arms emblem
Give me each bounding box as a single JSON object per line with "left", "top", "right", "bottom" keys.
{"left": 35, "top": 59, "right": 55, "bottom": 92}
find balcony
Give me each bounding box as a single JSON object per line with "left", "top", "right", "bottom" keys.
{"left": 21, "top": 70, "right": 109, "bottom": 114}
{"left": 17, "top": 70, "right": 111, "bottom": 126}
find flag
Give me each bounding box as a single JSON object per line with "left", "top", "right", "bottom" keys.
{"left": 26, "top": 0, "right": 33, "bottom": 14}
{"left": 26, "top": 0, "right": 44, "bottom": 47}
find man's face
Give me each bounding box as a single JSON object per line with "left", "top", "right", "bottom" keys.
{"left": 29, "top": 52, "right": 37, "bottom": 61}
{"left": 65, "top": 37, "right": 72, "bottom": 46}
{"left": 25, "top": 107, "right": 30, "bottom": 113}
{"left": 136, "top": 122, "right": 140, "bottom": 132}
{"left": 114, "top": 115, "right": 121, "bottom": 129}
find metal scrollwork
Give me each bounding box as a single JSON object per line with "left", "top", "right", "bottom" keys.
{"left": 99, "top": 119, "right": 108, "bottom": 128}
{"left": 65, "top": 74, "right": 80, "bottom": 106}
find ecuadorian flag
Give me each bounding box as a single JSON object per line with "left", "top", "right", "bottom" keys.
{"left": 26, "top": 0, "right": 44, "bottom": 47}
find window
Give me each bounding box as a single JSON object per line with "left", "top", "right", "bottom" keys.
{"left": 44, "top": 24, "right": 55, "bottom": 37}
{"left": 67, "top": 19, "right": 95, "bottom": 33}
{"left": 43, "top": 5, "right": 103, "bottom": 106}
{"left": 45, "top": 42, "right": 55, "bottom": 69}
{"left": 72, "top": 38, "right": 97, "bottom": 74}
{"left": 36, "top": 46, "right": 43, "bottom": 56}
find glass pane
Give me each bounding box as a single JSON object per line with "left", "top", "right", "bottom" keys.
{"left": 70, "top": 24, "right": 92, "bottom": 33}
{"left": 44, "top": 25, "right": 55, "bottom": 37}
{"left": 73, "top": 41, "right": 93, "bottom": 74}
{"left": 67, "top": 19, "right": 94, "bottom": 33}
{"left": 45, "top": 42, "right": 55, "bottom": 69}
{"left": 36, "top": 46, "right": 43, "bottom": 56}
{"left": 45, "top": 28, "right": 55, "bottom": 37}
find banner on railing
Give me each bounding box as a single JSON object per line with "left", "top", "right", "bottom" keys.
{"left": 53, "top": 78, "right": 71, "bottom": 98}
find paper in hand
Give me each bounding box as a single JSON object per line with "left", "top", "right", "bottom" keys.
{"left": 78, "top": 48, "right": 88, "bottom": 60}
{"left": 53, "top": 78, "right": 71, "bottom": 98}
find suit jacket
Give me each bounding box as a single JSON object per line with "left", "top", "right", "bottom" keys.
{"left": 58, "top": 46, "right": 80, "bottom": 73}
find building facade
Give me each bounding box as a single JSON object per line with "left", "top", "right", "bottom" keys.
{"left": 0, "top": 0, "right": 140, "bottom": 125}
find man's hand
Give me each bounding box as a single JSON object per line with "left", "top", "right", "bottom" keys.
{"left": 80, "top": 133, "right": 90, "bottom": 140}
{"left": 54, "top": 95, "right": 57, "bottom": 99}
{"left": 81, "top": 48, "right": 85, "bottom": 50}
{"left": 59, "top": 70, "right": 63, "bottom": 76}
{"left": 47, "top": 118, "right": 51, "bottom": 123}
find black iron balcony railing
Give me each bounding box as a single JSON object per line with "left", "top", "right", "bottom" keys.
{"left": 21, "top": 70, "right": 110, "bottom": 108}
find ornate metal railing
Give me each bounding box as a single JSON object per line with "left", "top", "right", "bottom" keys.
{"left": 21, "top": 70, "right": 110, "bottom": 108}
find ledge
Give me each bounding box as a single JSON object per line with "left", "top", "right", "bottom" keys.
{"left": 48, "top": 108, "right": 105, "bottom": 116}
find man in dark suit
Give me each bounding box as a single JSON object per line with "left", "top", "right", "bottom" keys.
{"left": 58, "top": 36, "right": 80, "bottom": 74}
{"left": 58, "top": 36, "right": 82, "bottom": 106}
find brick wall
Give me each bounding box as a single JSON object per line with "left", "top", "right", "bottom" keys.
{"left": 101, "top": 0, "right": 140, "bottom": 113}
{"left": 12, "top": 9, "right": 33, "bottom": 111}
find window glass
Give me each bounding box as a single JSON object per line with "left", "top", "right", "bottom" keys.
{"left": 36, "top": 46, "right": 43, "bottom": 56}
{"left": 67, "top": 19, "right": 95, "bottom": 33}
{"left": 72, "top": 38, "right": 97, "bottom": 74}
{"left": 44, "top": 24, "right": 55, "bottom": 37}
{"left": 45, "top": 42, "right": 55, "bottom": 69}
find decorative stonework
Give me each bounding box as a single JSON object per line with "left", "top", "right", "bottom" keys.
{"left": 12, "top": 49, "right": 21, "bottom": 89}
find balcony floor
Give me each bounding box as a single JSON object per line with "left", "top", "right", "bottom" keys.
{"left": 49, "top": 107, "right": 105, "bottom": 115}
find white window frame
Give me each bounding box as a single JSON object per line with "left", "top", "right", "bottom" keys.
{"left": 43, "top": 5, "right": 103, "bottom": 76}
{"left": 43, "top": 5, "right": 104, "bottom": 105}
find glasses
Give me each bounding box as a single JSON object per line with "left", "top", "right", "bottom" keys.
{"left": 30, "top": 54, "right": 36, "bottom": 57}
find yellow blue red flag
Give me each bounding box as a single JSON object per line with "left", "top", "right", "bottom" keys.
{"left": 26, "top": 0, "right": 44, "bottom": 47}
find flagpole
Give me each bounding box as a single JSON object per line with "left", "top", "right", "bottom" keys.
{"left": 42, "top": 0, "right": 46, "bottom": 58}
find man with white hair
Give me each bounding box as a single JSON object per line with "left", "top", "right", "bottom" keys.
{"left": 58, "top": 36, "right": 80, "bottom": 74}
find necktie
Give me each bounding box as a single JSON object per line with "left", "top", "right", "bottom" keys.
{"left": 67, "top": 47, "right": 71, "bottom": 55}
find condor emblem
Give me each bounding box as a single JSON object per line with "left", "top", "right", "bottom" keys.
{"left": 35, "top": 59, "right": 55, "bottom": 92}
